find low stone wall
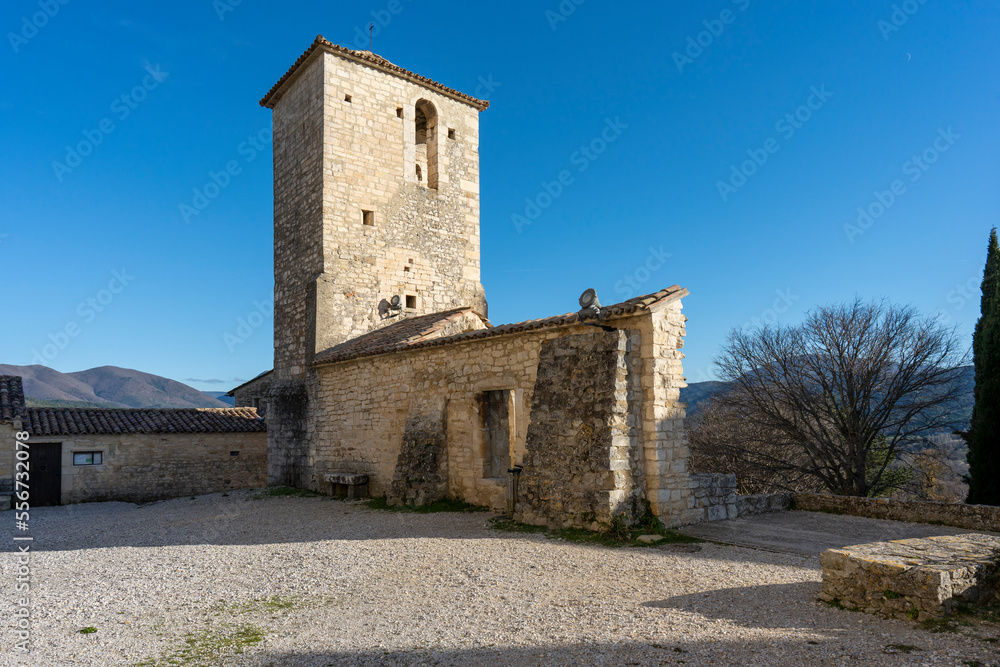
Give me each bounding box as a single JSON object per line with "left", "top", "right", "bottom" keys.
{"left": 736, "top": 493, "right": 792, "bottom": 516}
{"left": 793, "top": 493, "right": 1000, "bottom": 533}
{"left": 688, "top": 475, "right": 791, "bottom": 523}
{"left": 689, "top": 473, "right": 737, "bottom": 522}
{"left": 820, "top": 534, "right": 1000, "bottom": 620}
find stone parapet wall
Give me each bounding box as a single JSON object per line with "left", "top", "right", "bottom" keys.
{"left": 820, "top": 534, "right": 1000, "bottom": 620}
{"left": 793, "top": 493, "right": 1000, "bottom": 533}
{"left": 736, "top": 493, "right": 792, "bottom": 516}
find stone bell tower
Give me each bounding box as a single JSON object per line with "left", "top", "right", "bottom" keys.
{"left": 261, "top": 37, "right": 489, "bottom": 382}
{"left": 259, "top": 37, "right": 489, "bottom": 486}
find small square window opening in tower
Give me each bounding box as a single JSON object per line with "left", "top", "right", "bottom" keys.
{"left": 362, "top": 210, "right": 375, "bottom": 226}
{"left": 405, "top": 295, "right": 417, "bottom": 309}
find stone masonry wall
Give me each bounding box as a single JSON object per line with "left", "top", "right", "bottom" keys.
{"left": 689, "top": 473, "right": 738, "bottom": 522}
{"left": 687, "top": 475, "right": 791, "bottom": 523}
{"left": 312, "top": 50, "right": 488, "bottom": 353}
{"left": 388, "top": 408, "right": 449, "bottom": 506}
{"left": 0, "top": 421, "right": 16, "bottom": 508}
{"left": 514, "top": 331, "right": 637, "bottom": 531}
{"left": 794, "top": 493, "right": 1000, "bottom": 533}
{"left": 266, "top": 381, "right": 310, "bottom": 488}
{"left": 309, "top": 324, "right": 592, "bottom": 510}
{"left": 306, "top": 306, "right": 691, "bottom": 521}
{"left": 31, "top": 432, "right": 268, "bottom": 504}
{"left": 232, "top": 373, "right": 272, "bottom": 410}
{"left": 736, "top": 493, "right": 792, "bottom": 516}
{"left": 271, "top": 54, "right": 326, "bottom": 382}
{"left": 639, "top": 302, "right": 696, "bottom": 527}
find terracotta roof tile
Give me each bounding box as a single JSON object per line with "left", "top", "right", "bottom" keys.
{"left": 313, "top": 286, "right": 687, "bottom": 367}
{"left": 0, "top": 376, "right": 26, "bottom": 422}
{"left": 260, "top": 36, "right": 490, "bottom": 110}
{"left": 25, "top": 407, "right": 266, "bottom": 436}
{"left": 313, "top": 307, "right": 485, "bottom": 366}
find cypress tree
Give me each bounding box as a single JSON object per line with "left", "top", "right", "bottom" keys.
{"left": 966, "top": 227, "right": 1000, "bottom": 505}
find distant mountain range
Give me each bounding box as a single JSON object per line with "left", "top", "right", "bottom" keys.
{"left": 681, "top": 366, "right": 975, "bottom": 430}
{"left": 0, "top": 365, "right": 231, "bottom": 410}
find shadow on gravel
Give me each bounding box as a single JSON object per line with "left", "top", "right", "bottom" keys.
{"left": 643, "top": 581, "right": 825, "bottom": 630}
{"left": 239, "top": 636, "right": 942, "bottom": 667}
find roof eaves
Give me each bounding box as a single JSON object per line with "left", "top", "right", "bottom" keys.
{"left": 261, "top": 36, "right": 490, "bottom": 111}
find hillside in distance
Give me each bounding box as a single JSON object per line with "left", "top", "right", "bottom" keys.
{"left": 681, "top": 366, "right": 974, "bottom": 430}
{"left": 0, "top": 364, "right": 230, "bottom": 409}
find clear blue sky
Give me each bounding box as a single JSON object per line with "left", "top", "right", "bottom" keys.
{"left": 1, "top": 0, "right": 997, "bottom": 391}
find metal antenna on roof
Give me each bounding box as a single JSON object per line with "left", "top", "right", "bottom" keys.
{"left": 369, "top": 22, "right": 374, "bottom": 52}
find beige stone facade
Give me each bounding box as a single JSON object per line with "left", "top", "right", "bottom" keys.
{"left": 300, "top": 295, "right": 695, "bottom": 528}
{"left": 34, "top": 432, "right": 267, "bottom": 504}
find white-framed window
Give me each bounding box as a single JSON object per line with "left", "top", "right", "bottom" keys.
{"left": 73, "top": 451, "right": 103, "bottom": 466}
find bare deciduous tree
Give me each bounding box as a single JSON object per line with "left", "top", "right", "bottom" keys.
{"left": 688, "top": 398, "right": 822, "bottom": 494}
{"left": 705, "top": 299, "right": 968, "bottom": 497}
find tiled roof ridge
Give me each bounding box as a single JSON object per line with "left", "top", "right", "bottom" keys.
{"left": 313, "top": 286, "right": 687, "bottom": 367}
{"left": 0, "top": 375, "right": 26, "bottom": 422}
{"left": 24, "top": 406, "right": 266, "bottom": 436}
{"left": 261, "top": 36, "right": 490, "bottom": 110}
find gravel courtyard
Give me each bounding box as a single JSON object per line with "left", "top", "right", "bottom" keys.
{"left": 1, "top": 491, "right": 997, "bottom": 666}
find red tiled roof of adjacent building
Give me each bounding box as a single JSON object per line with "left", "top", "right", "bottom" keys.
{"left": 312, "top": 286, "right": 688, "bottom": 367}
{"left": 0, "top": 375, "right": 26, "bottom": 422}
{"left": 24, "top": 407, "right": 266, "bottom": 436}
{"left": 260, "top": 36, "right": 490, "bottom": 110}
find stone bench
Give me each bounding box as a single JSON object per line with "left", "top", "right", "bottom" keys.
{"left": 323, "top": 473, "right": 369, "bottom": 500}
{"left": 819, "top": 533, "right": 1000, "bottom": 621}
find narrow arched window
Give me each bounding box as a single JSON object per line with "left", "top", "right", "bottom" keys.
{"left": 414, "top": 99, "right": 438, "bottom": 189}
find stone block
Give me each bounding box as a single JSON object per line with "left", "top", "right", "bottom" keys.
{"left": 706, "top": 505, "right": 728, "bottom": 522}
{"left": 820, "top": 534, "right": 1000, "bottom": 620}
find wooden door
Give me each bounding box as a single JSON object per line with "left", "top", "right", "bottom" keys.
{"left": 30, "top": 443, "right": 62, "bottom": 506}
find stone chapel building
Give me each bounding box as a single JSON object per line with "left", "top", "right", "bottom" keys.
{"left": 234, "top": 37, "right": 702, "bottom": 529}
